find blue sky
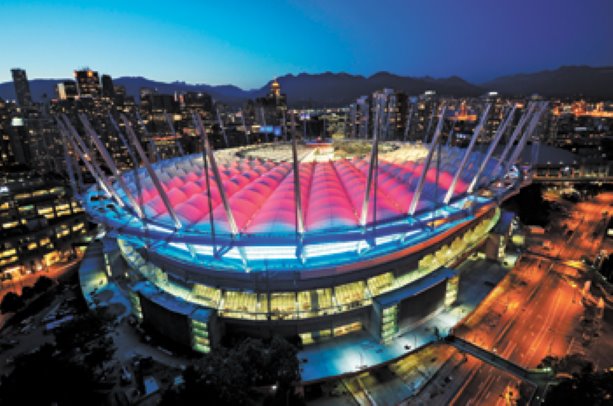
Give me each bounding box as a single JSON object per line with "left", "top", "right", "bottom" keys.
{"left": 1, "top": 0, "right": 612, "bottom": 88}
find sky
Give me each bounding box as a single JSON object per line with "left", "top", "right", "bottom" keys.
{"left": 1, "top": 0, "right": 612, "bottom": 89}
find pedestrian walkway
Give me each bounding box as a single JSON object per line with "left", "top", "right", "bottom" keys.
{"left": 444, "top": 335, "right": 552, "bottom": 383}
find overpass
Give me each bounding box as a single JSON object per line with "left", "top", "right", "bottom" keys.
{"left": 444, "top": 335, "right": 545, "bottom": 382}
{"left": 532, "top": 175, "right": 613, "bottom": 184}
{"left": 444, "top": 335, "right": 555, "bottom": 404}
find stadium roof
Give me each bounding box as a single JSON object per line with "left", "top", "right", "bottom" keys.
{"left": 118, "top": 147, "right": 500, "bottom": 236}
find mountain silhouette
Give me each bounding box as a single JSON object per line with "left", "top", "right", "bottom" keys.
{"left": 1, "top": 66, "right": 612, "bottom": 107}
{"left": 482, "top": 65, "right": 613, "bottom": 99}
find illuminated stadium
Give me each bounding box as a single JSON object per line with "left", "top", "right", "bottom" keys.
{"left": 66, "top": 100, "right": 546, "bottom": 362}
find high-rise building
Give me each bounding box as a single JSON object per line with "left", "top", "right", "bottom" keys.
{"left": 101, "top": 74, "right": 115, "bottom": 99}
{"left": 56, "top": 81, "right": 78, "bottom": 100}
{"left": 254, "top": 79, "right": 288, "bottom": 135}
{"left": 0, "top": 98, "right": 24, "bottom": 167}
{"left": 11, "top": 68, "right": 33, "bottom": 107}
{"left": 8, "top": 112, "right": 61, "bottom": 174}
{"left": 182, "top": 92, "right": 213, "bottom": 113}
{"left": 0, "top": 171, "right": 87, "bottom": 280}
{"left": 74, "top": 69, "right": 101, "bottom": 98}
{"left": 356, "top": 95, "right": 370, "bottom": 139}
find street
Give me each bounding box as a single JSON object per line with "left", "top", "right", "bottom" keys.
{"left": 421, "top": 191, "right": 613, "bottom": 405}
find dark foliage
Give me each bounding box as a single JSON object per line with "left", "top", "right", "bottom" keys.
{"left": 0, "top": 344, "right": 104, "bottom": 406}
{"left": 0, "top": 292, "right": 24, "bottom": 314}
{"left": 53, "top": 310, "right": 111, "bottom": 350}
{"left": 161, "top": 336, "right": 303, "bottom": 406}
{"left": 20, "top": 286, "right": 36, "bottom": 301}
{"left": 544, "top": 369, "right": 613, "bottom": 405}
{"left": 509, "top": 183, "right": 551, "bottom": 226}
{"left": 34, "top": 275, "right": 54, "bottom": 292}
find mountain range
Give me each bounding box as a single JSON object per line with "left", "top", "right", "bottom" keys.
{"left": 1, "top": 65, "right": 612, "bottom": 107}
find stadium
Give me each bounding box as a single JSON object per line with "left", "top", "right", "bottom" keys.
{"left": 65, "top": 101, "right": 544, "bottom": 373}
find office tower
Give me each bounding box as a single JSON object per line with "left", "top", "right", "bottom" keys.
{"left": 11, "top": 68, "right": 33, "bottom": 107}
{"left": 101, "top": 74, "right": 115, "bottom": 98}
{"left": 356, "top": 95, "right": 370, "bottom": 139}
{"left": 74, "top": 69, "right": 101, "bottom": 97}
{"left": 254, "top": 79, "right": 288, "bottom": 137}
{"left": 0, "top": 171, "right": 87, "bottom": 280}
{"left": 56, "top": 81, "right": 78, "bottom": 100}
{"left": 182, "top": 92, "right": 213, "bottom": 113}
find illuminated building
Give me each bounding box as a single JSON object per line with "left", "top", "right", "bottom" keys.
{"left": 255, "top": 79, "right": 287, "bottom": 139}
{"left": 0, "top": 98, "right": 22, "bottom": 167}
{"left": 11, "top": 68, "right": 32, "bottom": 108}
{"left": 74, "top": 69, "right": 101, "bottom": 98}
{"left": 56, "top": 81, "right": 78, "bottom": 100}
{"left": 5, "top": 109, "right": 62, "bottom": 175}
{"left": 66, "top": 97, "right": 547, "bottom": 359}
{"left": 101, "top": 74, "right": 115, "bottom": 99}
{"left": 0, "top": 171, "right": 87, "bottom": 282}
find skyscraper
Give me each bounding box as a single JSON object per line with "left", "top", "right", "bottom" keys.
{"left": 101, "top": 74, "right": 115, "bottom": 99}
{"left": 74, "top": 69, "right": 101, "bottom": 98}
{"left": 56, "top": 81, "right": 78, "bottom": 100}
{"left": 11, "top": 68, "right": 33, "bottom": 107}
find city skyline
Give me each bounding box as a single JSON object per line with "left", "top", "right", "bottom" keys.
{"left": 1, "top": 0, "right": 612, "bottom": 88}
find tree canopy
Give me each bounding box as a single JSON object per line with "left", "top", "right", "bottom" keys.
{"left": 0, "top": 292, "right": 24, "bottom": 314}
{"left": 161, "top": 335, "right": 303, "bottom": 406}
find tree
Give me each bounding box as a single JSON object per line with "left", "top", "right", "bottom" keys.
{"left": 0, "top": 344, "right": 103, "bottom": 405}
{"left": 20, "top": 286, "right": 36, "bottom": 301}
{"left": 512, "top": 183, "right": 551, "bottom": 226}
{"left": 161, "top": 335, "right": 302, "bottom": 406}
{"left": 53, "top": 311, "right": 109, "bottom": 351}
{"left": 33, "top": 276, "right": 54, "bottom": 293}
{"left": 0, "top": 292, "right": 24, "bottom": 314}
{"left": 544, "top": 369, "right": 613, "bottom": 405}
{"left": 268, "top": 335, "right": 300, "bottom": 386}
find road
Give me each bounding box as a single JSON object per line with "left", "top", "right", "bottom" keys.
{"left": 302, "top": 193, "right": 612, "bottom": 405}
{"left": 0, "top": 252, "right": 84, "bottom": 302}
{"left": 429, "top": 192, "right": 613, "bottom": 405}
{"left": 0, "top": 253, "right": 84, "bottom": 330}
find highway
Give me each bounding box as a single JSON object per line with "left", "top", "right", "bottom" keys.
{"left": 427, "top": 192, "right": 613, "bottom": 405}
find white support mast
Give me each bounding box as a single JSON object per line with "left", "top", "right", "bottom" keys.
{"left": 57, "top": 118, "right": 122, "bottom": 206}
{"left": 193, "top": 113, "right": 239, "bottom": 237}
{"left": 282, "top": 109, "right": 288, "bottom": 142}
{"left": 216, "top": 106, "right": 230, "bottom": 148}
{"left": 423, "top": 102, "right": 438, "bottom": 143}
{"left": 120, "top": 114, "right": 183, "bottom": 229}
{"left": 467, "top": 104, "right": 517, "bottom": 193}
{"left": 239, "top": 108, "right": 250, "bottom": 145}
{"left": 504, "top": 102, "right": 548, "bottom": 176}
{"left": 408, "top": 105, "right": 447, "bottom": 216}
{"left": 360, "top": 94, "right": 384, "bottom": 227}
{"left": 443, "top": 104, "right": 491, "bottom": 204}
{"left": 291, "top": 114, "right": 305, "bottom": 235}
{"left": 403, "top": 104, "right": 414, "bottom": 142}
{"left": 136, "top": 111, "right": 161, "bottom": 162}
{"left": 491, "top": 102, "right": 535, "bottom": 177}
{"left": 164, "top": 111, "right": 185, "bottom": 156}
{"left": 77, "top": 113, "right": 144, "bottom": 219}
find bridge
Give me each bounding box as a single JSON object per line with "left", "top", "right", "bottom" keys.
{"left": 444, "top": 335, "right": 554, "bottom": 404}
{"left": 532, "top": 173, "right": 613, "bottom": 184}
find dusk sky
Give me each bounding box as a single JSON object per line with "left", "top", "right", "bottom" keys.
{"left": 1, "top": 0, "right": 612, "bottom": 88}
